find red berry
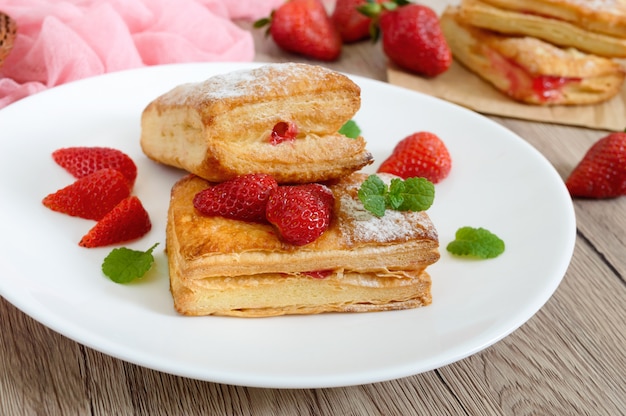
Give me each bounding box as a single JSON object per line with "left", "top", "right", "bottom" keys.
{"left": 42, "top": 168, "right": 131, "bottom": 220}
{"left": 52, "top": 147, "right": 137, "bottom": 188}
{"left": 79, "top": 196, "right": 151, "bottom": 248}
{"left": 565, "top": 132, "right": 626, "bottom": 198}
{"left": 331, "top": 0, "right": 380, "bottom": 43}
{"left": 270, "top": 121, "right": 298, "bottom": 145}
{"left": 193, "top": 174, "right": 278, "bottom": 222}
{"left": 378, "top": 132, "right": 452, "bottom": 183}
{"left": 256, "top": 0, "right": 342, "bottom": 61}
{"left": 266, "top": 184, "right": 334, "bottom": 246}
{"left": 379, "top": 4, "right": 452, "bottom": 77}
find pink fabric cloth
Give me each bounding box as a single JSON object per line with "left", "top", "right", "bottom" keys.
{"left": 0, "top": 0, "right": 285, "bottom": 108}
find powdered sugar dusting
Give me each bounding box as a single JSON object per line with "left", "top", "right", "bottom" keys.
{"left": 337, "top": 174, "right": 437, "bottom": 246}
{"left": 158, "top": 63, "right": 335, "bottom": 105}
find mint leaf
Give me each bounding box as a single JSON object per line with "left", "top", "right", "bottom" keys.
{"left": 358, "top": 174, "right": 435, "bottom": 217}
{"left": 102, "top": 243, "right": 159, "bottom": 283}
{"left": 358, "top": 175, "right": 388, "bottom": 217}
{"left": 339, "top": 120, "right": 361, "bottom": 139}
{"left": 446, "top": 227, "right": 505, "bottom": 259}
{"left": 389, "top": 177, "right": 434, "bottom": 212}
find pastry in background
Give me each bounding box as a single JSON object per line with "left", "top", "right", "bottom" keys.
{"left": 440, "top": 6, "right": 626, "bottom": 105}
{"left": 0, "top": 12, "right": 16, "bottom": 68}
{"left": 140, "top": 63, "right": 372, "bottom": 184}
{"left": 457, "top": 0, "right": 626, "bottom": 58}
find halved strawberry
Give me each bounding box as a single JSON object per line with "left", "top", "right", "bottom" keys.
{"left": 79, "top": 196, "right": 151, "bottom": 248}
{"left": 565, "top": 132, "right": 626, "bottom": 198}
{"left": 378, "top": 131, "right": 452, "bottom": 183}
{"left": 265, "top": 184, "right": 334, "bottom": 246}
{"left": 52, "top": 146, "right": 137, "bottom": 188}
{"left": 42, "top": 168, "right": 131, "bottom": 220}
{"left": 193, "top": 173, "right": 278, "bottom": 222}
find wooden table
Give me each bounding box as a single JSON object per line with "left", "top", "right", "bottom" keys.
{"left": 2, "top": 5, "right": 626, "bottom": 415}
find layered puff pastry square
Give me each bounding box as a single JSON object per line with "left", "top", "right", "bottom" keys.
{"left": 166, "top": 173, "right": 440, "bottom": 317}
{"left": 140, "top": 63, "right": 373, "bottom": 184}
{"left": 457, "top": 0, "right": 626, "bottom": 58}
{"left": 440, "top": 5, "right": 626, "bottom": 105}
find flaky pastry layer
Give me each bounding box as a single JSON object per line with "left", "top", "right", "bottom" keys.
{"left": 141, "top": 63, "right": 373, "bottom": 184}
{"left": 166, "top": 173, "right": 440, "bottom": 317}
{"left": 458, "top": 0, "right": 626, "bottom": 57}
{"left": 441, "top": 6, "right": 626, "bottom": 105}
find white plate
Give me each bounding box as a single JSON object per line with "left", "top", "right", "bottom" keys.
{"left": 0, "top": 63, "right": 576, "bottom": 388}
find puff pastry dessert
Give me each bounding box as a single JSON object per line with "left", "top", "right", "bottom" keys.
{"left": 457, "top": 0, "right": 626, "bottom": 58}
{"left": 167, "top": 173, "right": 440, "bottom": 317}
{"left": 441, "top": 6, "right": 626, "bottom": 105}
{"left": 140, "top": 63, "right": 373, "bottom": 184}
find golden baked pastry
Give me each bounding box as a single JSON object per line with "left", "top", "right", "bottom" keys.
{"left": 441, "top": 6, "right": 626, "bottom": 105}
{"left": 140, "top": 63, "right": 373, "bottom": 184}
{"left": 0, "top": 12, "right": 16, "bottom": 68}
{"left": 167, "top": 173, "right": 440, "bottom": 317}
{"left": 457, "top": 0, "right": 626, "bottom": 57}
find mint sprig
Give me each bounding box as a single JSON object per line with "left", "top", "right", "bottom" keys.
{"left": 339, "top": 120, "right": 361, "bottom": 139}
{"left": 358, "top": 174, "right": 435, "bottom": 217}
{"left": 102, "top": 243, "right": 159, "bottom": 283}
{"left": 446, "top": 227, "right": 505, "bottom": 259}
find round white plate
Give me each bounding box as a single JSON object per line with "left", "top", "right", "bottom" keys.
{"left": 0, "top": 63, "right": 575, "bottom": 388}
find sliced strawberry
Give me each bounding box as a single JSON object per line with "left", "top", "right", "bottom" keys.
{"left": 378, "top": 132, "right": 452, "bottom": 183}
{"left": 52, "top": 146, "right": 137, "bottom": 188}
{"left": 255, "top": 0, "right": 342, "bottom": 61}
{"left": 565, "top": 132, "right": 626, "bottom": 198}
{"left": 266, "top": 184, "right": 334, "bottom": 246}
{"left": 79, "top": 196, "right": 151, "bottom": 248}
{"left": 193, "top": 173, "right": 278, "bottom": 222}
{"left": 42, "top": 168, "right": 131, "bottom": 220}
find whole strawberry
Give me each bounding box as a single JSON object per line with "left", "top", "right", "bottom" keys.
{"left": 266, "top": 184, "right": 334, "bottom": 246}
{"left": 565, "top": 132, "right": 626, "bottom": 198}
{"left": 193, "top": 173, "right": 278, "bottom": 222}
{"left": 378, "top": 3, "right": 452, "bottom": 77}
{"left": 378, "top": 131, "right": 451, "bottom": 183}
{"left": 42, "top": 168, "right": 131, "bottom": 220}
{"left": 79, "top": 196, "right": 151, "bottom": 248}
{"left": 331, "top": 0, "right": 381, "bottom": 43}
{"left": 52, "top": 147, "right": 137, "bottom": 188}
{"left": 255, "top": 0, "right": 342, "bottom": 61}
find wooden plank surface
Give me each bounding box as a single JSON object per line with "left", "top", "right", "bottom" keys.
{"left": 2, "top": 2, "right": 626, "bottom": 415}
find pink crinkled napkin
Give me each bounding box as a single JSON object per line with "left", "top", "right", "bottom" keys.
{"left": 0, "top": 0, "right": 285, "bottom": 109}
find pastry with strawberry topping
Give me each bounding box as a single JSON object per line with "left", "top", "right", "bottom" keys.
{"left": 440, "top": 6, "right": 626, "bottom": 105}
{"left": 166, "top": 173, "right": 439, "bottom": 317}
{"left": 140, "top": 63, "right": 372, "bottom": 184}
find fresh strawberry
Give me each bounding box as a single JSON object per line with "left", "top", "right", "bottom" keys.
{"left": 42, "top": 168, "right": 131, "bottom": 220}
{"left": 52, "top": 146, "right": 137, "bottom": 188}
{"left": 378, "top": 131, "right": 451, "bottom": 183}
{"left": 377, "top": 3, "right": 452, "bottom": 77}
{"left": 565, "top": 132, "right": 626, "bottom": 198}
{"left": 255, "top": 0, "right": 342, "bottom": 61}
{"left": 193, "top": 173, "right": 278, "bottom": 222}
{"left": 266, "top": 184, "right": 334, "bottom": 246}
{"left": 331, "top": 0, "right": 381, "bottom": 43}
{"left": 79, "top": 196, "right": 151, "bottom": 248}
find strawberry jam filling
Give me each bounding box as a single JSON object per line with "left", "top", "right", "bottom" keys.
{"left": 270, "top": 121, "right": 298, "bottom": 145}
{"left": 486, "top": 49, "right": 581, "bottom": 103}
{"left": 303, "top": 270, "right": 333, "bottom": 279}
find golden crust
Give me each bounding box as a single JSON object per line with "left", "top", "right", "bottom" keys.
{"left": 140, "top": 63, "right": 373, "bottom": 184}
{"left": 441, "top": 6, "right": 626, "bottom": 105}
{"left": 0, "top": 12, "right": 16, "bottom": 68}
{"left": 458, "top": 0, "right": 626, "bottom": 57}
{"left": 167, "top": 173, "right": 440, "bottom": 317}
{"left": 478, "top": 0, "right": 626, "bottom": 39}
